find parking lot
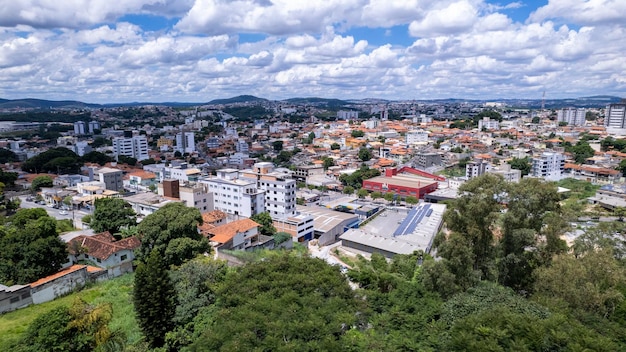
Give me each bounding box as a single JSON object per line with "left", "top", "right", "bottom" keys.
{"left": 361, "top": 207, "right": 410, "bottom": 237}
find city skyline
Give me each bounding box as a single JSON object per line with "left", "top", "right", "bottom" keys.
{"left": 1, "top": 0, "right": 624, "bottom": 103}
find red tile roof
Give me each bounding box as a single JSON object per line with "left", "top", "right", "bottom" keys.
{"left": 68, "top": 232, "right": 141, "bottom": 261}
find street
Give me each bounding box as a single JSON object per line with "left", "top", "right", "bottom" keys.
{"left": 18, "top": 195, "right": 90, "bottom": 229}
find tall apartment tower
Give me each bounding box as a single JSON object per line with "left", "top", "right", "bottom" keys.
{"left": 74, "top": 121, "right": 86, "bottom": 135}
{"left": 113, "top": 136, "right": 149, "bottom": 161}
{"left": 175, "top": 132, "right": 195, "bottom": 154}
{"left": 199, "top": 169, "right": 265, "bottom": 218}
{"left": 557, "top": 108, "right": 586, "bottom": 126}
{"left": 88, "top": 121, "right": 101, "bottom": 134}
{"left": 605, "top": 103, "right": 626, "bottom": 129}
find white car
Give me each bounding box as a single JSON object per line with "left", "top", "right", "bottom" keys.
{"left": 59, "top": 210, "right": 68, "bottom": 215}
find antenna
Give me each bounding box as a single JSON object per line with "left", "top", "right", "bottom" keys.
{"left": 541, "top": 91, "right": 546, "bottom": 111}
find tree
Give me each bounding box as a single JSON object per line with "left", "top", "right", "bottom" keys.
{"left": 358, "top": 147, "right": 372, "bottom": 161}
{"left": 508, "top": 157, "right": 531, "bottom": 176}
{"left": 272, "top": 140, "right": 283, "bottom": 152}
{"left": 532, "top": 116, "right": 540, "bottom": 123}
{"left": 81, "top": 151, "right": 112, "bottom": 166}
{"left": 117, "top": 155, "right": 137, "bottom": 166}
{"left": 0, "top": 209, "right": 68, "bottom": 284}
{"left": 357, "top": 188, "right": 369, "bottom": 199}
{"left": 22, "top": 147, "right": 82, "bottom": 174}
{"left": 31, "top": 175, "right": 53, "bottom": 192}
{"left": 331, "top": 142, "right": 340, "bottom": 150}
{"left": 371, "top": 191, "right": 382, "bottom": 200}
{"left": 405, "top": 196, "right": 418, "bottom": 205}
{"left": 534, "top": 250, "right": 625, "bottom": 318}
{"left": 351, "top": 130, "right": 365, "bottom": 138}
{"left": 136, "top": 202, "right": 208, "bottom": 267}
{"left": 343, "top": 186, "right": 355, "bottom": 195}
{"left": 0, "top": 147, "right": 18, "bottom": 163}
{"left": 134, "top": 250, "right": 177, "bottom": 348}
{"left": 568, "top": 141, "right": 595, "bottom": 164}
{"left": 322, "top": 156, "right": 335, "bottom": 170}
{"left": 90, "top": 198, "right": 137, "bottom": 235}
{"left": 189, "top": 255, "right": 361, "bottom": 351}
{"left": 618, "top": 159, "right": 626, "bottom": 175}
{"left": 250, "top": 212, "right": 276, "bottom": 236}
{"left": 383, "top": 192, "right": 395, "bottom": 202}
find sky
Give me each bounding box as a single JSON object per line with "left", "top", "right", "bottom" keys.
{"left": 0, "top": 0, "right": 625, "bottom": 103}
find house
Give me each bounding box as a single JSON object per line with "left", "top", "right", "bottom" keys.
{"left": 206, "top": 218, "right": 267, "bottom": 250}
{"left": 66, "top": 232, "right": 141, "bottom": 278}
{"left": 198, "top": 210, "right": 228, "bottom": 237}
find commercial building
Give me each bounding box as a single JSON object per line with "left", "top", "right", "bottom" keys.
{"left": 272, "top": 213, "right": 315, "bottom": 243}
{"left": 362, "top": 167, "right": 439, "bottom": 199}
{"left": 414, "top": 152, "right": 442, "bottom": 169}
{"left": 557, "top": 107, "right": 586, "bottom": 126}
{"left": 297, "top": 205, "right": 359, "bottom": 246}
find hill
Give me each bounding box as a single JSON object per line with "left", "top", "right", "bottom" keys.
{"left": 207, "top": 95, "right": 268, "bottom": 105}
{"left": 0, "top": 98, "right": 98, "bottom": 110}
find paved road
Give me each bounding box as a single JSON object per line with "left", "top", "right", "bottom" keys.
{"left": 18, "top": 195, "right": 90, "bottom": 229}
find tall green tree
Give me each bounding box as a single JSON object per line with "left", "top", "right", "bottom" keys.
{"left": 31, "top": 175, "right": 53, "bottom": 192}
{"left": 358, "top": 147, "right": 372, "bottom": 161}
{"left": 508, "top": 157, "right": 531, "bottom": 176}
{"left": 250, "top": 212, "right": 276, "bottom": 236}
{"left": 134, "top": 250, "right": 177, "bottom": 348}
{"left": 90, "top": 198, "right": 137, "bottom": 235}
{"left": 0, "top": 209, "right": 67, "bottom": 284}
{"left": 136, "top": 202, "right": 208, "bottom": 266}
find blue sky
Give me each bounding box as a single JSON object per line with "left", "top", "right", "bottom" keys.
{"left": 0, "top": 0, "right": 624, "bottom": 103}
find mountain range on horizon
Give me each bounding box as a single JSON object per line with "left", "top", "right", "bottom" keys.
{"left": 0, "top": 95, "right": 623, "bottom": 111}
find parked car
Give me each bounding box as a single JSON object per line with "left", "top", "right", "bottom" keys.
{"left": 59, "top": 210, "right": 68, "bottom": 215}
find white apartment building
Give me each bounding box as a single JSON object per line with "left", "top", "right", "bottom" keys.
{"left": 531, "top": 152, "right": 565, "bottom": 181}
{"left": 240, "top": 162, "right": 297, "bottom": 220}
{"left": 179, "top": 185, "right": 213, "bottom": 214}
{"left": 337, "top": 110, "right": 359, "bottom": 119}
{"left": 557, "top": 107, "right": 586, "bottom": 126}
{"left": 605, "top": 103, "right": 626, "bottom": 130}
{"left": 406, "top": 130, "right": 430, "bottom": 144}
{"left": 175, "top": 132, "right": 196, "bottom": 154}
{"left": 235, "top": 138, "right": 249, "bottom": 153}
{"left": 466, "top": 159, "right": 492, "bottom": 179}
{"left": 199, "top": 169, "right": 265, "bottom": 218}
{"left": 88, "top": 121, "right": 101, "bottom": 134}
{"left": 112, "top": 136, "right": 149, "bottom": 161}
{"left": 74, "top": 141, "right": 92, "bottom": 157}
{"left": 478, "top": 117, "right": 500, "bottom": 131}
{"left": 74, "top": 121, "right": 86, "bottom": 135}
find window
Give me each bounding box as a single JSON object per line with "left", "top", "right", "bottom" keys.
{"left": 10, "top": 297, "right": 19, "bottom": 303}
{"left": 120, "top": 254, "right": 128, "bottom": 261}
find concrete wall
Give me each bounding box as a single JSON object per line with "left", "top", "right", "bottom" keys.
{"left": 0, "top": 285, "right": 32, "bottom": 313}
{"left": 31, "top": 267, "right": 88, "bottom": 304}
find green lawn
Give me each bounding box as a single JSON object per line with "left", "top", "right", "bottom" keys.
{"left": 0, "top": 273, "right": 141, "bottom": 350}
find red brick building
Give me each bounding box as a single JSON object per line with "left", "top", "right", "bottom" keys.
{"left": 362, "top": 167, "right": 440, "bottom": 199}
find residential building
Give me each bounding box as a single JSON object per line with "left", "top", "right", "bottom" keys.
{"left": 66, "top": 232, "right": 141, "bottom": 278}
{"left": 74, "top": 121, "right": 86, "bottom": 135}
{"left": 478, "top": 117, "right": 499, "bottom": 130}
{"left": 605, "top": 103, "right": 626, "bottom": 130}
{"left": 180, "top": 185, "right": 213, "bottom": 213}
{"left": 207, "top": 218, "right": 264, "bottom": 250}
{"left": 272, "top": 213, "right": 315, "bottom": 243}
{"left": 557, "top": 107, "right": 586, "bottom": 126}
{"left": 88, "top": 121, "right": 101, "bottom": 134}
{"left": 175, "top": 132, "right": 196, "bottom": 154}
{"left": 235, "top": 138, "right": 249, "bottom": 153}
{"left": 466, "top": 159, "right": 492, "bottom": 179}
{"left": 293, "top": 165, "right": 324, "bottom": 181}
{"left": 337, "top": 110, "right": 359, "bottom": 119}
{"left": 406, "top": 130, "right": 430, "bottom": 144}
{"left": 531, "top": 152, "right": 565, "bottom": 181}
{"left": 74, "top": 141, "right": 92, "bottom": 156}
{"left": 112, "top": 136, "right": 149, "bottom": 161}
{"left": 0, "top": 283, "right": 32, "bottom": 313}
{"left": 199, "top": 169, "right": 265, "bottom": 218}
{"left": 97, "top": 167, "right": 124, "bottom": 192}
{"left": 414, "top": 152, "right": 442, "bottom": 169}
{"left": 490, "top": 164, "right": 521, "bottom": 183}
{"left": 240, "top": 162, "right": 297, "bottom": 219}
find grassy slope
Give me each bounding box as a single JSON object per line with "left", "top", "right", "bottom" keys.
{"left": 0, "top": 273, "right": 140, "bottom": 350}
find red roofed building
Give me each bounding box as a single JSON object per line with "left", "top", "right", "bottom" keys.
{"left": 362, "top": 167, "right": 440, "bottom": 199}
{"left": 66, "top": 232, "right": 141, "bottom": 277}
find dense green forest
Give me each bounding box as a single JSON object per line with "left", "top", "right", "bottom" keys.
{"left": 3, "top": 174, "right": 626, "bottom": 351}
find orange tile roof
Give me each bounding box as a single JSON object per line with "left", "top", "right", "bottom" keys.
{"left": 129, "top": 170, "right": 157, "bottom": 179}
{"left": 207, "top": 218, "right": 259, "bottom": 243}
{"left": 68, "top": 232, "right": 141, "bottom": 260}
{"left": 31, "top": 265, "right": 87, "bottom": 287}
{"left": 564, "top": 163, "right": 620, "bottom": 175}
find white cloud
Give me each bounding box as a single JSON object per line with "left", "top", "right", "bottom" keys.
{"left": 530, "top": 0, "right": 626, "bottom": 25}
{"left": 409, "top": 1, "right": 479, "bottom": 37}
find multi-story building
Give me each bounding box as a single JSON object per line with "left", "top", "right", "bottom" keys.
{"left": 414, "top": 152, "right": 442, "bottom": 169}
{"left": 605, "top": 103, "right": 626, "bottom": 129}
{"left": 175, "top": 132, "right": 195, "bottom": 154}
{"left": 240, "top": 162, "right": 297, "bottom": 219}
{"left": 159, "top": 179, "right": 213, "bottom": 214}
{"left": 235, "top": 138, "right": 249, "bottom": 153}
{"left": 293, "top": 165, "right": 324, "bottom": 181}
{"left": 478, "top": 117, "right": 499, "bottom": 131}
{"left": 74, "top": 141, "right": 92, "bottom": 157}
{"left": 466, "top": 159, "right": 492, "bottom": 179}
{"left": 88, "top": 121, "right": 101, "bottom": 134}
{"left": 199, "top": 169, "right": 265, "bottom": 218}
{"left": 406, "top": 130, "right": 430, "bottom": 144}
{"left": 97, "top": 167, "right": 124, "bottom": 192}
{"left": 112, "top": 136, "right": 149, "bottom": 161}
{"left": 557, "top": 107, "right": 586, "bottom": 126}
{"left": 531, "top": 152, "right": 565, "bottom": 181}
{"left": 337, "top": 110, "right": 359, "bottom": 119}
{"left": 74, "top": 121, "right": 86, "bottom": 135}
